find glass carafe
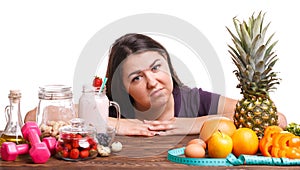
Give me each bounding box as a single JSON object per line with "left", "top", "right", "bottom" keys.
{"left": 36, "top": 85, "right": 76, "bottom": 139}
{"left": 0, "top": 90, "right": 26, "bottom": 146}
{"left": 78, "top": 84, "right": 120, "bottom": 146}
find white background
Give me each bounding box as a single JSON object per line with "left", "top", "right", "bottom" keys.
{"left": 0, "top": 0, "right": 299, "bottom": 130}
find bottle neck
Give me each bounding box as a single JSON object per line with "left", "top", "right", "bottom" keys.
{"left": 3, "top": 97, "right": 23, "bottom": 136}
{"left": 9, "top": 98, "right": 23, "bottom": 126}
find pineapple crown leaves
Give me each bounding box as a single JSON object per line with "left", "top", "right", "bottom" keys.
{"left": 226, "top": 11, "right": 280, "bottom": 97}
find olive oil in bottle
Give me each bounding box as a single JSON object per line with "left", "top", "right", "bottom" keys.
{"left": 0, "top": 90, "right": 26, "bottom": 146}
{"left": 0, "top": 134, "right": 26, "bottom": 144}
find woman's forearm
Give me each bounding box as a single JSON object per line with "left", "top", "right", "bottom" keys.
{"left": 217, "top": 96, "right": 236, "bottom": 119}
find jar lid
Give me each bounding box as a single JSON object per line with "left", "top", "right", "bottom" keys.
{"left": 38, "top": 84, "right": 73, "bottom": 100}
{"left": 59, "top": 118, "right": 96, "bottom": 135}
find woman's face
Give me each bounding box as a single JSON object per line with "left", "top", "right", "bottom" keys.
{"left": 122, "top": 51, "right": 173, "bottom": 111}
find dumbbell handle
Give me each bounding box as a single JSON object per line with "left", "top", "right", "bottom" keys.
{"left": 1, "top": 142, "right": 29, "bottom": 161}
{"left": 16, "top": 143, "right": 29, "bottom": 154}
{"left": 27, "top": 129, "right": 41, "bottom": 144}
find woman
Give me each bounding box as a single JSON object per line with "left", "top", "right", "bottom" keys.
{"left": 25, "top": 33, "right": 287, "bottom": 136}
{"left": 104, "top": 33, "right": 287, "bottom": 136}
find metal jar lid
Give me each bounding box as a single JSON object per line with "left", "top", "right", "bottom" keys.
{"left": 38, "top": 84, "right": 73, "bottom": 100}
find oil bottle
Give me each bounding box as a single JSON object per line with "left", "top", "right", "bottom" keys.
{"left": 0, "top": 90, "right": 26, "bottom": 146}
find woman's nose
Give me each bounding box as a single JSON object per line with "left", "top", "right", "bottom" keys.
{"left": 144, "top": 71, "right": 157, "bottom": 89}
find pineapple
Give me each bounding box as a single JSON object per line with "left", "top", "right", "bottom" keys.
{"left": 226, "top": 11, "right": 280, "bottom": 139}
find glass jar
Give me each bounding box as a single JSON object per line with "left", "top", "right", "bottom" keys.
{"left": 78, "top": 84, "right": 120, "bottom": 147}
{"left": 36, "top": 85, "right": 76, "bottom": 139}
{"left": 78, "top": 84, "right": 109, "bottom": 133}
{"left": 55, "top": 118, "right": 98, "bottom": 161}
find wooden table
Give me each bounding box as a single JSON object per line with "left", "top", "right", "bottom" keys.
{"left": 1, "top": 135, "right": 300, "bottom": 170}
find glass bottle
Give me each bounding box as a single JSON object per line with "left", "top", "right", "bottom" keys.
{"left": 78, "top": 84, "right": 120, "bottom": 146}
{"left": 0, "top": 90, "right": 26, "bottom": 146}
{"left": 36, "top": 85, "right": 76, "bottom": 139}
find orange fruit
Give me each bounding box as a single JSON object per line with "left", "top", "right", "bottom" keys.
{"left": 200, "top": 117, "right": 236, "bottom": 142}
{"left": 207, "top": 130, "right": 233, "bottom": 158}
{"left": 231, "top": 128, "right": 259, "bottom": 157}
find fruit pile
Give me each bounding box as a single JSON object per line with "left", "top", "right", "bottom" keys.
{"left": 55, "top": 133, "right": 98, "bottom": 161}
{"left": 184, "top": 116, "right": 300, "bottom": 160}
{"left": 184, "top": 117, "right": 259, "bottom": 158}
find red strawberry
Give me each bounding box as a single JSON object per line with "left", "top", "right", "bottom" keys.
{"left": 93, "top": 76, "right": 102, "bottom": 88}
{"left": 72, "top": 139, "right": 80, "bottom": 148}
{"left": 80, "top": 150, "right": 89, "bottom": 158}
{"left": 75, "top": 134, "right": 82, "bottom": 139}
{"left": 65, "top": 143, "right": 72, "bottom": 151}
{"left": 56, "top": 142, "right": 64, "bottom": 152}
{"left": 70, "top": 148, "right": 80, "bottom": 159}
{"left": 61, "top": 150, "right": 69, "bottom": 158}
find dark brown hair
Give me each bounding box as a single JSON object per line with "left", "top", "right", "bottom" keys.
{"left": 105, "top": 33, "right": 183, "bottom": 118}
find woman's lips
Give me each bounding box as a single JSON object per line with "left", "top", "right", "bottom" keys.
{"left": 150, "top": 88, "right": 164, "bottom": 97}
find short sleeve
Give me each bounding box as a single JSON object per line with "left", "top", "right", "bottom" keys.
{"left": 173, "top": 86, "right": 220, "bottom": 117}
{"left": 198, "top": 88, "right": 220, "bottom": 116}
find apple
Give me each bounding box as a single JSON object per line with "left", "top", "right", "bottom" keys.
{"left": 200, "top": 116, "right": 236, "bottom": 143}
{"left": 207, "top": 130, "right": 233, "bottom": 158}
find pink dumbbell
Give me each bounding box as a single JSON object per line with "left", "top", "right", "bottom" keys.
{"left": 21, "top": 121, "right": 51, "bottom": 164}
{"left": 42, "top": 137, "right": 57, "bottom": 155}
{"left": 1, "top": 137, "right": 57, "bottom": 161}
{"left": 1, "top": 143, "right": 29, "bottom": 161}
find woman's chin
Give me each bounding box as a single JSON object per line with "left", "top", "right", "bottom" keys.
{"left": 150, "top": 98, "right": 168, "bottom": 108}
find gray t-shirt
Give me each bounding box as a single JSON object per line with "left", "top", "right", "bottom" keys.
{"left": 109, "top": 86, "right": 220, "bottom": 118}
{"left": 173, "top": 86, "right": 220, "bottom": 117}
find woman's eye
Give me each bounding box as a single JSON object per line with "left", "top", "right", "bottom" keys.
{"left": 152, "top": 64, "right": 161, "bottom": 72}
{"left": 132, "top": 75, "right": 141, "bottom": 82}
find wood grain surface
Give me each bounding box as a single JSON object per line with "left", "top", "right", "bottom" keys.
{"left": 1, "top": 135, "right": 300, "bottom": 170}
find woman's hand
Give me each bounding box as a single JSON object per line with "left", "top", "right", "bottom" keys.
{"left": 144, "top": 117, "right": 207, "bottom": 136}
{"left": 109, "top": 117, "right": 160, "bottom": 136}
{"left": 277, "top": 112, "right": 287, "bottom": 129}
